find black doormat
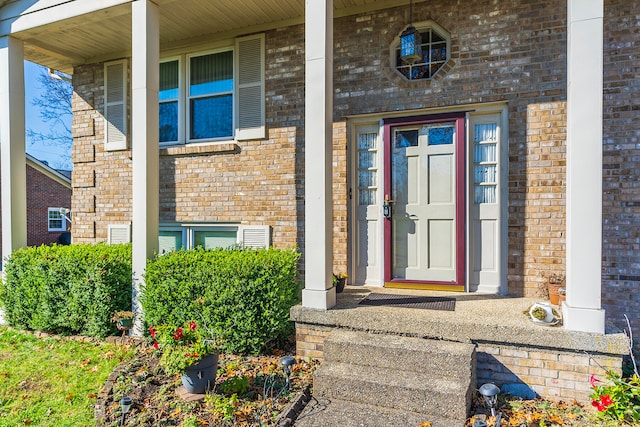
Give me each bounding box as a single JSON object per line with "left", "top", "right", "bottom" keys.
{"left": 359, "top": 293, "right": 456, "bottom": 311}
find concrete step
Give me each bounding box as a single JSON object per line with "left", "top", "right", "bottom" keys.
{"left": 312, "top": 362, "right": 470, "bottom": 421}
{"left": 323, "top": 330, "right": 476, "bottom": 381}
{"left": 293, "top": 397, "right": 463, "bottom": 427}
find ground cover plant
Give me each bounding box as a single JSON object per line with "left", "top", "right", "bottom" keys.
{"left": 0, "top": 327, "right": 135, "bottom": 427}
{"left": 99, "top": 346, "right": 317, "bottom": 426}
{"left": 465, "top": 392, "right": 640, "bottom": 426}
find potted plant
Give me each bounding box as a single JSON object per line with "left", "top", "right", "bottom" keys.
{"left": 149, "top": 321, "right": 221, "bottom": 394}
{"left": 333, "top": 272, "right": 348, "bottom": 293}
{"left": 111, "top": 310, "right": 135, "bottom": 329}
{"left": 545, "top": 273, "right": 566, "bottom": 305}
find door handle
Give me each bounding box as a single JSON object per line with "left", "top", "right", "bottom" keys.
{"left": 383, "top": 194, "right": 395, "bottom": 219}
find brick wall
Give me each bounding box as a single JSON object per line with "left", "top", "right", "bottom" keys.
{"left": 69, "top": 0, "right": 639, "bottom": 326}
{"left": 601, "top": 0, "right": 640, "bottom": 333}
{"left": 331, "top": 1, "right": 568, "bottom": 295}
{"left": 476, "top": 343, "right": 620, "bottom": 403}
{"left": 0, "top": 164, "right": 71, "bottom": 258}
{"left": 510, "top": 102, "right": 567, "bottom": 297}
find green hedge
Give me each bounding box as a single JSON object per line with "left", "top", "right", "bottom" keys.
{"left": 0, "top": 243, "right": 132, "bottom": 338}
{"left": 142, "top": 247, "right": 300, "bottom": 355}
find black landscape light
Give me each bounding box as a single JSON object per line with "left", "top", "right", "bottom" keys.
{"left": 119, "top": 395, "right": 132, "bottom": 427}
{"left": 280, "top": 356, "right": 296, "bottom": 390}
{"left": 479, "top": 383, "right": 500, "bottom": 417}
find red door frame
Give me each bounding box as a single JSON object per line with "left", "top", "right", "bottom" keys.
{"left": 382, "top": 112, "right": 466, "bottom": 288}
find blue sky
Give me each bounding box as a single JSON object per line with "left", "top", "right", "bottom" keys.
{"left": 24, "top": 60, "right": 72, "bottom": 170}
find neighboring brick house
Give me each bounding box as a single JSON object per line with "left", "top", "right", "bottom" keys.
{"left": 0, "top": 154, "right": 71, "bottom": 260}
{"left": 0, "top": 0, "right": 637, "bottom": 404}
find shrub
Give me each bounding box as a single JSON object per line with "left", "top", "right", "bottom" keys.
{"left": 590, "top": 314, "right": 640, "bottom": 424}
{"left": 142, "top": 247, "right": 300, "bottom": 355}
{"left": 0, "top": 243, "right": 132, "bottom": 338}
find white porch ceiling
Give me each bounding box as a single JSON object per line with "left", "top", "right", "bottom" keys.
{"left": 2, "top": 0, "right": 410, "bottom": 74}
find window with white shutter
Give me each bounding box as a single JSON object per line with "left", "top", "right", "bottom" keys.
{"left": 158, "top": 34, "right": 265, "bottom": 145}
{"left": 236, "top": 34, "right": 265, "bottom": 140}
{"left": 104, "top": 60, "right": 128, "bottom": 150}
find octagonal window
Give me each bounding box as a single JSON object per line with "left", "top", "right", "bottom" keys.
{"left": 394, "top": 23, "right": 450, "bottom": 81}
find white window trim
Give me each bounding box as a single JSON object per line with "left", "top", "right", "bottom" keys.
{"left": 186, "top": 47, "right": 235, "bottom": 143}
{"left": 158, "top": 225, "right": 187, "bottom": 253}
{"left": 159, "top": 56, "right": 184, "bottom": 146}
{"left": 160, "top": 47, "right": 236, "bottom": 146}
{"left": 158, "top": 34, "right": 265, "bottom": 146}
{"left": 47, "top": 208, "right": 67, "bottom": 232}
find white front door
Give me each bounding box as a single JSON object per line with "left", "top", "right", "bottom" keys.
{"left": 383, "top": 114, "right": 465, "bottom": 289}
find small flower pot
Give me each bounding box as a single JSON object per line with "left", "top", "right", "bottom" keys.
{"left": 181, "top": 353, "right": 218, "bottom": 394}
{"left": 117, "top": 318, "right": 133, "bottom": 328}
{"left": 335, "top": 277, "right": 346, "bottom": 293}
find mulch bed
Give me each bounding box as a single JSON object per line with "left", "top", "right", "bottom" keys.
{"left": 95, "top": 346, "right": 317, "bottom": 427}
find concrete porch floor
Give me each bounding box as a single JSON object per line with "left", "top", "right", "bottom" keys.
{"left": 291, "top": 286, "right": 628, "bottom": 355}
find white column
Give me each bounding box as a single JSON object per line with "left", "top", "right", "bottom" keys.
{"left": 131, "top": 0, "right": 159, "bottom": 332}
{"left": 302, "top": 0, "right": 335, "bottom": 310}
{"left": 563, "top": 0, "right": 605, "bottom": 333}
{"left": 0, "top": 36, "right": 27, "bottom": 269}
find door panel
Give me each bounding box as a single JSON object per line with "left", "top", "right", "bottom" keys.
{"left": 469, "top": 114, "right": 504, "bottom": 292}
{"left": 383, "top": 113, "right": 465, "bottom": 289}
{"left": 354, "top": 125, "right": 381, "bottom": 286}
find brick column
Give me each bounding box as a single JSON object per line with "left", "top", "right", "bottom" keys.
{"left": 563, "top": 0, "right": 605, "bottom": 333}
{"left": 0, "top": 36, "right": 27, "bottom": 269}
{"left": 302, "top": 0, "right": 336, "bottom": 310}
{"left": 131, "top": 0, "right": 159, "bottom": 333}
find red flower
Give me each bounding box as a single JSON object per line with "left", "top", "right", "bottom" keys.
{"left": 589, "top": 374, "right": 600, "bottom": 388}
{"left": 174, "top": 327, "right": 183, "bottom": 340}
{"left": 592, "top": 395, "right": 613, "bottom": 412}
{"left": 153, "top": 341, "right": 159, "bottom": 350}
{"left": 592, "top": 400, "right": 606, "bottom": 411}
{"left": 149, "top": 326, "right": 156, "bottom": 338}
{"left": 189, "top": 321, "right": 197, "bottom": 331}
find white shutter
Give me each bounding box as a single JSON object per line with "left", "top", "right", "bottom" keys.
{"left": 108, "top": 223, "right": 131, "bottom": 244}
{"left": 104, "top": 60, "right": 128, "bottom": 151}
{"left": 235, "top": 34, "right": 265, "bottom": 140}
{"left": 239, "top": 225, "right": 270, "bottom": 249}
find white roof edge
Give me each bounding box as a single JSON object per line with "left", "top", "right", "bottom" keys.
{"left": 25, "top": 153, "right": 71, "bottom": 188}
